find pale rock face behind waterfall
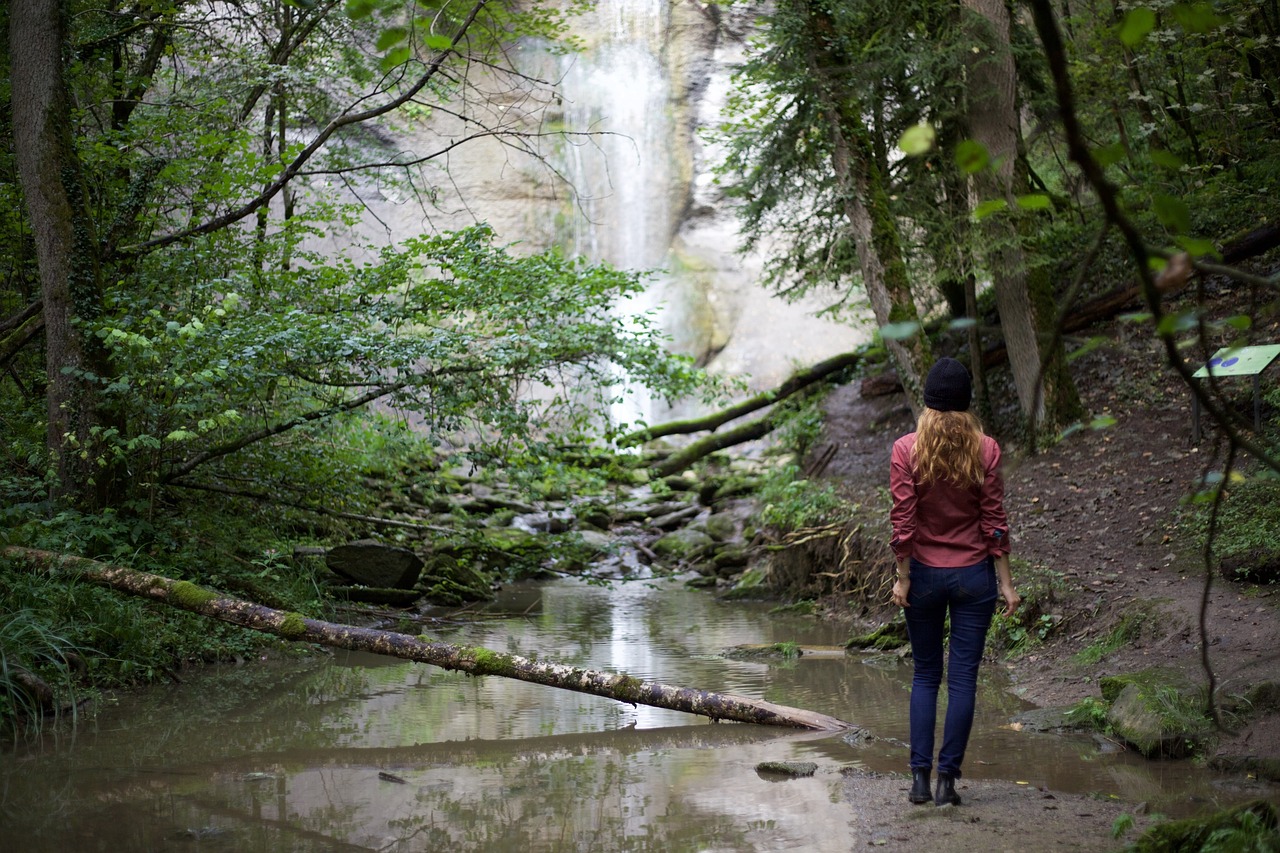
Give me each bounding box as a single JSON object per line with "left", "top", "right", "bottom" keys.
{"left": 325, "top": 0, "right": 865, "bottom": 425}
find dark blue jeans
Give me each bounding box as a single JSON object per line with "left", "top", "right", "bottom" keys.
{"left": 903, "top": 557, "right": 997, "bottom": 778}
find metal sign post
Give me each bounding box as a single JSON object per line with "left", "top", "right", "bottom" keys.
{"left": 1191, "top": 344, "right": 1280, "bottom": 442}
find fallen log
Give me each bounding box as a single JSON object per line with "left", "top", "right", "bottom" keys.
{"left": 619, "top": 351, "right": 860, "bottom": 446}
{"left": 0, "top": 306, "right": 45, "bottom": 368}
{"left": 1, "top": 547, "right": 856, "bottom": 732}
{"left": 651, "top": 409, "right": 780, "bottom": 478}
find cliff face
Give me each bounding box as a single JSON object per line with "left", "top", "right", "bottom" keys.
{"left": 330, "top": 1, "right": 862, "bottom": 418}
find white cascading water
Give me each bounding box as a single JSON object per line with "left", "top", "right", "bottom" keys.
{"left": 551, "top": 0, "right": 676, "bottom": 432}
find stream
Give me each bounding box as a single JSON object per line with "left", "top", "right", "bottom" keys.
{"left": 0, "top": 578, "right": 1249, "bottom": 851}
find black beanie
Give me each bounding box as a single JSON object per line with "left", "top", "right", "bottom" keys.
{"left": 923, "top": 357, "right": 972, "bottom": 412}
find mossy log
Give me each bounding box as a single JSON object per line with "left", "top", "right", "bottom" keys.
{"left": 0, "top": 303, "right": 45, "bottom": 368}
{"left": 2, "top": 547, "right": 856, "bottom": 732}
{"left": 619, "top": 351, "right": 860, "bottom": 447}
{"left": 651, "top": 412, "right": 779, "bottom": 478}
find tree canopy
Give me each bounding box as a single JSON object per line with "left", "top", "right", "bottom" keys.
{"left": 1, "top": 0, "right": 706, "bottom": 514}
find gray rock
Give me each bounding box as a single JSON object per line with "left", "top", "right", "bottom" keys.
{"left": 326, "top": 540, "right": 423, "bottom": 589}
{"left": 1010, "top": 707, "right": 1080, "bottom": 733}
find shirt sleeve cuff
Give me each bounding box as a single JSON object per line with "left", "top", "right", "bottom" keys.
{"left": 987, "top": 528, "right": 1011, "bottom": 557}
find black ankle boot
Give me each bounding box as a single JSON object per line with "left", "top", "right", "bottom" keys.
{"left": 908, "top": 768, "right": 932, "bottom": 804}
{"left": 934, "top": 773, "right": 961, "bottom": 806}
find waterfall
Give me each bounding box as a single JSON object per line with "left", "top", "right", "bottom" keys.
{"left": 549, "top": 0, "right": 678, "bottom": 431}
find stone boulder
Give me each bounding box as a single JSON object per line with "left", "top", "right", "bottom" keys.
{"left": 326, "top": 540, "right": 423, "bottom": 589}
{"left": 651, "top": 528, "right": 715, "bottom": 561}
{"left": 1106, "top": 681, "right": 1209, "bottom": 758}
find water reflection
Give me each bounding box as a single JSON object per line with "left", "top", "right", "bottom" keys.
{"left": 0, "top": 578, "right": 1256, "bottom": 851}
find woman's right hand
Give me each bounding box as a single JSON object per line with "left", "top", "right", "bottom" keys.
{"left": 1000, "top": 585, "right": 1022, "bottom": 617}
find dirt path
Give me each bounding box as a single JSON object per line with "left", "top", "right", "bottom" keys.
{"left": 839, "top": 770, "right": 1153, "bottom": 851}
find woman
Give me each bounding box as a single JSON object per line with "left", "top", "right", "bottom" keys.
{"left": 889, "top": 357, "right": 1021, "bottom": 807}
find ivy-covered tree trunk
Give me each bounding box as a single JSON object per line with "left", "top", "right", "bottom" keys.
{"left": 962, "top": 0, "right": 1080, "bottom": 431}
{"left": 10, "top": 0, "right": 115, "bottom": 506}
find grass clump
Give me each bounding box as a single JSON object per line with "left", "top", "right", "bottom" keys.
{"left": 1074, "top": 606, "right": 1155, "bottom": 666}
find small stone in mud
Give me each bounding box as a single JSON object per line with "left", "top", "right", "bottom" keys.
{"left": 755, "top": 761, "right": 817, "bottom": 778}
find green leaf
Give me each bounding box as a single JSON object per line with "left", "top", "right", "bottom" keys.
{"left": 423, "top": 34, "right": 455, "bottom": 51}
{"left": 375, "top": 27, "right": 408, "bottom": 51}
{"left": 1118, "top": 312, "right": 1153, "bottom": 324}
{"left": 946, "top": 317, "right": 977, "bottom": 331}
{"left": 1089, "top": 414, "right": 1118, "bottom": 430}
{"left": 898, "top": 123, "right": 936, "bottom": 156}
{"left": 1155, "top": 309, "right": 1200, "bottom": 336}
{"left": 1092, "top": 142, "right": 1127, "bottom": 167}
{"left": 1219, "top": 315, "right": 1252, "bottom": 331}
{"left": 1118, "top": 8, "right": 1156, "bottom": 47}
{"left": 973, "top": 198, "right": 1008, "bottom": 220}
{"left": 879, "top": 321, "right": 921, "bottom": 341}
{"left": 345, "top": 0, "right": 377, "bottom": 19}
{"left": 1015, "top": 193, "right": 1052, "bottom": 211}
{"left": 1149, "top": 149, "right": 1184, "bottom": 171}
{"left": 955, "top": 140, "right": 989, "bottom": 174}
{"left": 380, "top": 46, "right": 412, "bottom": 72}
{"left": 1066, "top": 335, "right": 1108, "bottom": 362}
{"left": 1173, "top": 235, "right": 1219, "bottom": 258}
{"left": 1172, "top": 2, "right": 1224, "bottom": 33}
{"left": 1153, "top": 193, "right": 1192, "bottom": 233}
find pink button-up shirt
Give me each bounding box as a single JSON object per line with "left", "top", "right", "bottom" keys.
{"left": 889, "top": 432, "right": 1011, "bottom": 568}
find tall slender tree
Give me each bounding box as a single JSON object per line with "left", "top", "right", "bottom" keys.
{"left": 961, "top": 0, "right": 1080, "bottom": 430}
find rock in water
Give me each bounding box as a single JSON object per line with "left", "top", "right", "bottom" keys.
{"left": 326, "top": 540, "right": 423, "bottom": 589}
{"left": 755, "top": 761, "right": 818, "bottom": 778}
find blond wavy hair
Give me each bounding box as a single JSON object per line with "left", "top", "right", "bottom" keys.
{"left": 912, "top": 408, "right": 985, "bottom": 488}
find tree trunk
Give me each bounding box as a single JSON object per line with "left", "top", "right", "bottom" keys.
{"left": 963, "top": 0, "right": 1040, "bottom": 421}
{"left": 1, "top": 547, "right": 857, "bottom": 732}
{"left": 10, "top": 0, "right": 114, "bottom": 505}
{"left": 962, "top": 0, "right": 1080, "bottom": 431}
{"left": 801, "top": 1, "right": 933, "bottom": 414}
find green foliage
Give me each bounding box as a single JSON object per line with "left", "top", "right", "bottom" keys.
{"left": 756, "top": 464, "right": 854, "bottom": 531}
{"left": 1124, "top": 801, "right": 1279, "bottom": 853}
{"left": 1065, "top": 696, "right": 1111, "bottom": 732}
{"left": 771, "top": 641, "right": 802, "bottom": 659}
{"left": 0, "top": 606, "right": 82, "bottom": 736}
{"left": 987, "top": 560, "right": 1066, "bottom": 655}
{"left": 1207, "top": 477, "right": 1280, "bottom": 574}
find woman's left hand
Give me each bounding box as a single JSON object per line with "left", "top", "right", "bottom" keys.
{"left": 891, "top": 578, "right": 910, "bottom": 608}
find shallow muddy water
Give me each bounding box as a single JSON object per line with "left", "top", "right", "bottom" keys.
{"left": 0, "top": 579, "right": 1249, "bottom": 851}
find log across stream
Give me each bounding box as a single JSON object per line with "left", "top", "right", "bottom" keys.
{"left": 3, "top": 547, "right": 854, "bottom": 731}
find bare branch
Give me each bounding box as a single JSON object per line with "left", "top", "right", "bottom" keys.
{"left": 160, "top": 381, "right": 409, "bottom": 483}
{"left": 120, "top": 0, "right": 491, "bottom": 258}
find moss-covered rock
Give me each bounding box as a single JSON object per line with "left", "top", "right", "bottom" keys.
{"left": 419, "top": 554, "right": 494, "bottom": 606}
{"left": 755, "top": 761, "right": 817, "bottom": 778}
{"left": 703, "top": 512, "right": 737, "bottom": 542}
{"left": 651, "top": 528, "right": 715, "bottom": 561}
{"left": 720, "top": 566, "right": 769, "bottom": 600}
{"left": 709, "top": 545, "right": 751, "bottom": 577}
{"left": 846, "top": 620, "right": 909, "bottom": 652}
{"left": 1106, "top": 680, "right": 1211, "bottom": 758}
